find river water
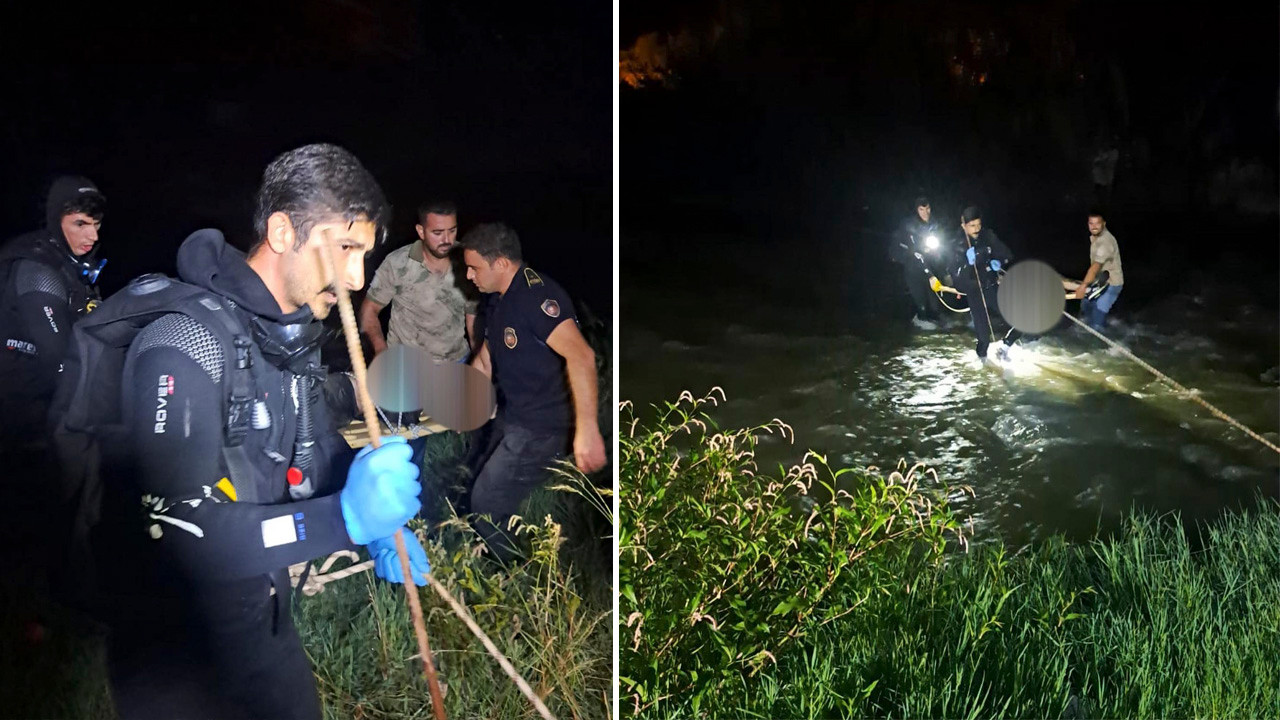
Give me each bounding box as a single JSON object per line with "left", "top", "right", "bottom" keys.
{"left": 621, "top": 228, "right": 1280, "bottom": 549}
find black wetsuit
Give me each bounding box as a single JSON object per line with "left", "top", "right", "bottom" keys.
{"left": 0, "top": 241, "right": 101, "bottom": 444}
{"left": 95, "top": 230, "right": 359, "bottom": 720}
{"left": 891, "top": 216, "right": 942, "bottom": 320}
{"left": 0, "top": 181, "right": 104, "bottom": 568}
{"left": 950, "top": 228, "right": 1022, "bottom": 358}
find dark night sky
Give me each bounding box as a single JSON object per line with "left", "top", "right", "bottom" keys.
{"left": 0, "top": 1, "right": 613, "bottom": 322}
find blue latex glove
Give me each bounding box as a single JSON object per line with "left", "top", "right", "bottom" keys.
{"left": 369, "top": 527, "right": 431, "bottom": 586}
{"left": 989, "top": 259, "right": 1002, "bottom": 272}
{"left": 965, "top": 246, "right": 976, "bottom": 265}
{"left": 340, "top": 436, "right": 421, "bottom": 545}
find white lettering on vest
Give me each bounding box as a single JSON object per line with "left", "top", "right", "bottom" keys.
{"left": 155, "top": 374, "right": 175, "bottom": 433}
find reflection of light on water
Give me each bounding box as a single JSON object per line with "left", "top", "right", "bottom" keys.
{"left": 626, "top": 288, "right": 1279, "bottom": 551}
{"left": 893, "top": 342, "right": 979, "bottom": 409}
{"left": 990, "top": 343, "right": 1042, "bottom": 378}
{"left": 903, "top": 372, "right": 964, "bottom": 407}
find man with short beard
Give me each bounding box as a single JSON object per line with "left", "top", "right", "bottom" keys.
{"left": 84, "top": 144, "right": 426, "bottom": 719}
{"left": 1062, "top": 210, "right": 1125, "bottom": 331}
{"left": 951, "top": 206, "right": 1022, "bottom": 361}
{"left": 359, "top": 200, "right": 479, "bottom": 363}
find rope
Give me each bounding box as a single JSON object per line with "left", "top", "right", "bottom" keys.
{"left": 964, "top": 236, "right": 996, "bottom": 343}
{"left": 932, "top": 286, "right": 970, "bottom": 313}
{"left": 317, "top": 232, "right": 556, "bottom": 719}
{"left": 427, "top": 581, "right": 557, "bottom": 720}
{"left": 316, "top": 232, "right": 447, "bottom": 720}
{"left": 287, "top": 547, "right": 557, "bottom": 720}
{"left": 289, "top": 553, "right": 375, "bottom": 596}
{"left": 917, "top": 259, "right": 971, "bottom": 315}
{"left": 1058, "top": 311, "right": 1280, "bottom": 455}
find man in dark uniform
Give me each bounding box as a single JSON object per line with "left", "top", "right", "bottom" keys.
{"left": 890, "top": 196, "right": 944, "bottom": 328}
{"left": 0, "top": 175, "right": 107, "bottom": 565}
{"left": 951, "top": 206, "right": 1021, "bottom": 361}
{"left": 80, "top": 144, "right": 428, "bottom": 719}
{"left": 460, "top": 222, "right": 606, "bottom": 559}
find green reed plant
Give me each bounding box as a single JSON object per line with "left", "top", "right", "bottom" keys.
{"left": 297, "top": 313, "right": 615, "bottom": 720}
{"left": 621, "top": 388, "right": 1280, "bottom": 719}
{"left": 620, "top": 389, "right": 972, "bottom": 716}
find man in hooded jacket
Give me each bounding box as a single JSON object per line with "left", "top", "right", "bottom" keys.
{"left": 0, "top": 176, "right": 107, "bottom": 565}
{"left": 890, "top": 196, "right": 945, "bottom": 328}
{"left": 0, "top": 175, "right": 106, "bottom": 448}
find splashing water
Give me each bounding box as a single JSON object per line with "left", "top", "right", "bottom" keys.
{"left": 623, "top": 286, "right": 1279, "bottom": 549}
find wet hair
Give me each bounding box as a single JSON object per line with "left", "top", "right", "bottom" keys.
{"left": 914, "top": 196, "right": 931, "bottom": 209}
{"left": 459, "top": 222, "right": 522, "bottom": 264}
{"left": 250, "top": 143, "right": 390, "bottom": 254}
{"left": 44, "top": 175, "right": 106, "bottom": 233}
{"left": 960, "top": 206, "right": 982, "bottom": 224}
{"left": 417, "top": 199, "right": 458, "bottom": 224}
{"left": 60, "top": 193, "right": 106, "bottom": 222}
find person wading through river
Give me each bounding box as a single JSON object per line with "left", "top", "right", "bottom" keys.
{"left": 951, "top": 206, "right": 1022, "bottom": 362}
{"left": 1062, "top": 209, "right": 1124, "bottom": 332}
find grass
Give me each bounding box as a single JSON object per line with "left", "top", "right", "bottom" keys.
{"left": 621, "top": 388, "right": 1280, "bottom": 718}
{"left": 0, "top": 423, "right": 612, "bottom": 720}
{"left": 0, "top": 277, "right": 615, "bottom": 720}
{"left": 297, "top": 521, "right": 610, "bottom": 720}
{"left": 0, "top": 577, "right": 113, "bottom": 718}
{"left": 298, "top": 304, "right": 616, "bottom": 719}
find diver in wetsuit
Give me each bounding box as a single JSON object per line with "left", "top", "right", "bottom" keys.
{"left": 951, "top": 206, "right": 1021, "bottom": 361}
{"left": 0, "top": 176, "right": 107, "bottom": 578}
{"left": 0, "top": 176, "right": 106, "bottom": 451}
{"left": 86, "top": 144, "right": 428, "bottom": 720}
{"left": 891, "top": 196, "right": 946, "bottom": 328}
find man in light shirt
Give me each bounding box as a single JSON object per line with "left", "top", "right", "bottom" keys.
{"left": 360, "top": 200, "right": 478, "bottom": 363}
{"left": 1063, "top": 210, "right": 1124, "bottom": 331}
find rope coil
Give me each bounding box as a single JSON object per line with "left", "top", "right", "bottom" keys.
{"left": 289, "top": 553, "right": 373, "bottom": 596}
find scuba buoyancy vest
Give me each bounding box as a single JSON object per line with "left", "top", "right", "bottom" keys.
{"left": 953, "top": 230, "right": 1013, "bottom": 291}
{"left": 0, "top": 232, "right": 103, "bottom": 321}
{"left": 48, "top": 273, "right": 328, "bottom": 535}
{"left": 894, "top": 218, "right": 939, "bottom": 262}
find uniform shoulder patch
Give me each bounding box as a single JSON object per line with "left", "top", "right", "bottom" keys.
{"left": 504, "top": 326, "right": 518, "bottom": 349}
{"left": 540, "top": 298, "right": 560, "bottom": 318}
{"left": 523, "top": 267, "right": 543, "bottom": 287}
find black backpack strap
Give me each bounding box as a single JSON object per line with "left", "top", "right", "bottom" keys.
{"left": 225, "top": 336, "right": 254, "bottom": 448}
{"left": 168, "top": 293, "right": 267, "bottom": 505}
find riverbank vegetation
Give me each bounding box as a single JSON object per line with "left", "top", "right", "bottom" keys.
{"left": 1, "top": 430, "right": 613, "bottom": 720}
{"left": 620, "top": 389, "right": 1280, "bottom": 718}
